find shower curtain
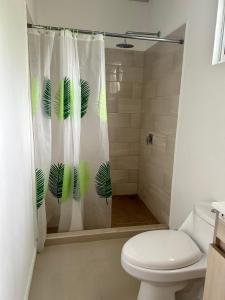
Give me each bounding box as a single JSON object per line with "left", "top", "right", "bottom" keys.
{"left": 28, "top": 29, "right": 112, "bottom": 251}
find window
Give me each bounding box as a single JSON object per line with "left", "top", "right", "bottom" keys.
{"left": 213, "top": 0, "right": 225, "bottom": 65}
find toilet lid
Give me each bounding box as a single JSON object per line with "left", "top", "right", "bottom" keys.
{"left": 122, "top": 230, "right": 202, "bottom": 270}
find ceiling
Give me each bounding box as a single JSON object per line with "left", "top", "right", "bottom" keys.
{"left": 129, "top": 0, "right": 149, "bottom": 2}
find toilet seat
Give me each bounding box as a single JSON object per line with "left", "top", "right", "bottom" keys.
{"left": 121, "top": 253, "right": 207, "bottom": 283}
{"left": 122, "top": 230, "right": 202, "bottom": 270}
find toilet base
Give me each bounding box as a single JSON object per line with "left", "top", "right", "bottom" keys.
{"left": 137, "top": 281, "right": 187, "bottom": 300}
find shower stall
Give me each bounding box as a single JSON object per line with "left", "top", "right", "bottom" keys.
{"left": 27, "top": 23, "right": 185, "bottom": 249}
{"left": 107, "top": 25, "right": 185, "bottom": 227}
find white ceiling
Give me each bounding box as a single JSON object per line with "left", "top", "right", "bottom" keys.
{"left": 129, "top": 0, "right": 149, "bottom": 2}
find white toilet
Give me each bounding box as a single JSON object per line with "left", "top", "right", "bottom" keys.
{"left": 121, "top": 202, "right": 216, "bottom": 300}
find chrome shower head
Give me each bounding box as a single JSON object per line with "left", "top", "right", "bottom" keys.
{"left": 116, "top": 38, "right": 134, "bottom": 49}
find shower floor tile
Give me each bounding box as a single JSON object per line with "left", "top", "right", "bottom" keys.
{"left": 29, "top": 238, "right": 139, "bottom": 300}
{"left": 112, "top": 194, "right": 158, "bottom": 227}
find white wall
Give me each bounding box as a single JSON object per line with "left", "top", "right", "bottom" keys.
{"left": 26, "top": 0, "right": 36, "bottom": 22}
{"left": 35, "top": 0, "right": 152, "bottom": 50}
{"left": 0, "top": 0, "right": 36, "bottom": 299}
{"left": 144, "top": 0, "right": 225, "bottom": 228}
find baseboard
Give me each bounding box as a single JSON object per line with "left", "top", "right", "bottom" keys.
{"left": 24, "top": 248, "right": 36, "bottom": 300}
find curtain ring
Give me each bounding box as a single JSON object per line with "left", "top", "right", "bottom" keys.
{"left": 47, "top": 25, "right": 51, "bottom": 34}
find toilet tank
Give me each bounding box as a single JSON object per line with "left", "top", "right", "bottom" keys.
{"left": 179, "top": 202, "right": 216, "bottom": 254}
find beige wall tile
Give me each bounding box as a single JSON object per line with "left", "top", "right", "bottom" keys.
{"left": 147, "top": 132, "right": 167, "bottom": 153}
{"left": 105, "top": 49, "right": 134, "bottom": 66}
{"left": 173, "top": 48, "right": 184, "bottom": 73}
{"left": 106, "top": 64, "right": 118, "bottom": 74}
{"left": 146, "top": 55, "right": 174, "bottom": 80}
{"left": 117, "top": 67, "right": 143, "bottom": 82}
{"left": 108, "top": 113, "right": 130, "bottom": 128}
{"left": 112, "top": 183, "right": 137, "bottom": 195}
{"left": 109, "top": 142, "right": 130, "bottom": 156}
{"left": 111, "top": 170, "right": 128, "bottom": 184}
{"left": 130, "top": 113, "right": 141, "bottom": 128}
{"left": 132, "top": 83, "right": 143, "bottom": 98}
{"left": 106, "top": 73, "right": 117, "bottom": 82}
{"left": 107, "top": 96, "right": 118, "bottom": 113}
{"left": 141, "top": 111, "right": 155, "bottom": 131}
{"left": 109, "top": 128, "right": 140, "bottom": 143}
{"left": 166, "top": 134, "right": 176, "bottom": 155}
{"left": 153, "top": 115, "right": 178, "bottom": 134}
{"left": 118, "top": 99, "right": 141, "bottom": 114}
{"left": 146, "top": 163, "right": 164, "bottom": 189}
{"left": 129, "top": 143, "right": 140, "bottom": 155}
{"left": 109, "top": 143, "right": 140, "bottom": 161}
{"left": 133, "top": 51, "right": 144, "bottom": 67}
{"left": 163, "top": 172, "right": 173, "bottom": 195}
{"left": 143, "top": 81, "right": 157, "bottom": 98}
{"left": 149, "top": 96, "right": 179, "bottom": 115}
{"left": 156, "top": 73, "right": 181, "bottom": 97}
{"left": 128, "top": 170, "right": 138, "bottom": 183}
{"left": 110, "top": 156, "right": 139, "bottom": 170}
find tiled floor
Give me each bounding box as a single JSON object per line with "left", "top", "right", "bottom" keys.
{"left": 112, "top": 195, "right": 158, "bottom": 227}
{"left": 29, "top": 238, "right": 139, "bottom": 300}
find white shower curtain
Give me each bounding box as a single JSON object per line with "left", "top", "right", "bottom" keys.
{"left": 28, "top": 29, "right": 112, "bottom": 251}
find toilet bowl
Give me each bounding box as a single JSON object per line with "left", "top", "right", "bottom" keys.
{"left": 121, "top": 202, "right": 215, "bottom": 300}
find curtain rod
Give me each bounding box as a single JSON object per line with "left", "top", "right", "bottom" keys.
{"left": 27, "top": 23, "right": 184, "bottom": 45}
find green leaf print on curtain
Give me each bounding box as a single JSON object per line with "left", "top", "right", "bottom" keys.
{"left": 42, "top": 78, "right": 51, "bottom": 118}
{"left": 80, "top": 79, "right": 90, "bottom": 118}
{"left": 99, "top": 85, "right": 107, "bottom": 122}
{"left": 79, "top": 161, "right": 90, "bottom": 197}
{"left": 55, "top": 77, "right": 75, "bottom": 120}
{"left": 73, "top": 167, "right": 80, "bottom": 201}
{"left": 95, "top": 162, "right": 112, "bottom": 205}
{"left": 49, "top": 163, "right": 72, "bottom": 203}
{"left": 35, "top": 168, "right": 45, "bottom": 209}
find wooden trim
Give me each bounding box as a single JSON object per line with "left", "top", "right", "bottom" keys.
{"left": 216, "top": 218, "right": 225, "bottom": 245}
{"left": 45, "top": 224, "right": 168, "bottom": 246}
{"left": 203, "top": 244, "right": 225, "bottom": 300}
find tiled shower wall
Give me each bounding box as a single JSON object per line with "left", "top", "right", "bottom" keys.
{"left": 138, "top": 26, "right": 185, "bottom": 224}
{"left": 105, "top": 49, "right": 144, "bottom": 195}
{"left": 106, "top": 26, "right": 184, "bottom": 224}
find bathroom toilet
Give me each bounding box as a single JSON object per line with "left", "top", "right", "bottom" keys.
{"left": 121, "top": 202, "right": 215, "bottom": 300}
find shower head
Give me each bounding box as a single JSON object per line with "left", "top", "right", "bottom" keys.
{"left": 116, "top": 38, "right": 134, "bottom": 49}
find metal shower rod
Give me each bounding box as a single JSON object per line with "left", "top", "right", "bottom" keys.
{"left": 27, "top": 23, "right": 184, "bottom": 45}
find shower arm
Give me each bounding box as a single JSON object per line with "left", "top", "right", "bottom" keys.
{"left": 27, "top": 23, "right": 184, "bottom": 45}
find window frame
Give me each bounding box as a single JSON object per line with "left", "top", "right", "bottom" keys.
{"left": 213, "top": 0, "right": 225, "bottom": 65}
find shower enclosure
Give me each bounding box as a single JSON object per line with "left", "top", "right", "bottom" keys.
{"left": 107, "top": 25, "right": 185, "bottom": 227}
{"left": 27, "top": 23, "right": 185, "bottom": 249}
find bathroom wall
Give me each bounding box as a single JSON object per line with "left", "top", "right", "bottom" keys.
{"left": 0, "top": 0, "right": 36, "bottom": 299}
{"left": 138, "top": 27, "right": 184, "bottom": 224}
{"left": 143, "top": 0, "right": 225, "bottom": 228}
{"left": 34, "top": 0, "right": 152, "bottom": 51}
{"left": 26, "top": 0, "right": 36, "bottom": 21}
{"left": 106, "top": 49, "right": 144, "bottom": 195}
